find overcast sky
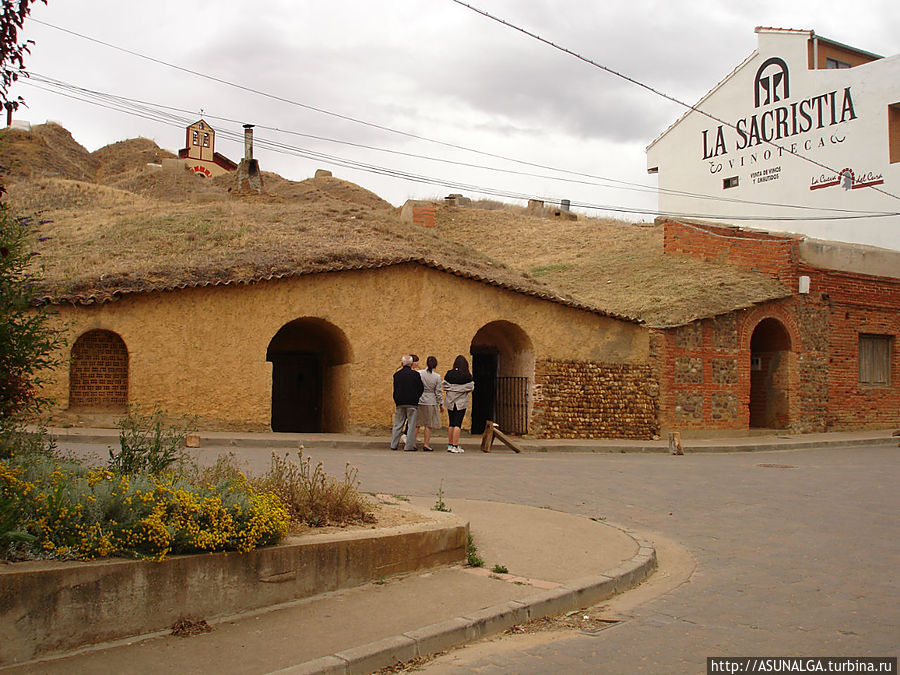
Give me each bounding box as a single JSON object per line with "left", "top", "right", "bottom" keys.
{"left": 13, "top": 0, "right": 898, "bottom": 218}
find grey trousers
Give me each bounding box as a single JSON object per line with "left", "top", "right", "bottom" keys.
{"left": 390, "top": 405, "right": 418, "bottom": 449}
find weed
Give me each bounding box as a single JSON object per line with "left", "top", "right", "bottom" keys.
{"left": 432, "top": 480, "right": 451, "bottom": 512}
{"left": 108, "top": 405, "right": 195, "bottom": 476}
{"left": 491, "top": 564, "right": 508, "bottom": 574}
{"left": 529, "top": 263, "right": 569, "bottom": 277}
{"left": 254, "top": 453, "right": 374, "bottom": 528}
{"left": 466, "top": 534, "right": 484, "bottom": 568}
{"left": 392, "top": 494, "right": 410, "bottom": 502}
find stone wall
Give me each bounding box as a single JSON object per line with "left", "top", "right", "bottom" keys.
{"left": 531, "top": 360, "right": 659, "bottom": 439}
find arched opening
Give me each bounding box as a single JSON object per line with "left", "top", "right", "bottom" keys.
{"left": 749, "top": 318, "right": 792, "bottom": 429}
{"left": 69, "top": 330, "right": 129, "bottom": 411}
{"left": 469, "top": 321, "right": 534, "bottom": 435}
{"left": 266, "top": 318, "right": 352, "bottom": 433}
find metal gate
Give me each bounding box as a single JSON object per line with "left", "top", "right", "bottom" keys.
{"left": 494, "top": 377, "right": 529, "bottom": 435}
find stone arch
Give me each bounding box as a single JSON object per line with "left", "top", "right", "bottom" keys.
{"left": 745, "top": 315, "right": 794, "bottom": 429}
{"left": 266, "top": 318, "right": 352, "bottom": 433}
{"left": 69, "top": 329, "right": 129, "bottom": 410}
{"left": 469, "top": 320, "right": 535, "bottom": 435}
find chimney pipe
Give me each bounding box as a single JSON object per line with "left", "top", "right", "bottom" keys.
{"left": 243, "top": 124, "right": 254, "bottom": 160}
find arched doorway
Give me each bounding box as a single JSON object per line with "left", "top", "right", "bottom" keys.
{"left": 470, "top": 321, "right": 534, "bottom": 435}
{"left": 749, "top": 318, "right": 792, "bottom": 428}
{"left": 266, "top": 318, "right": 352, "bottom": 433}
{"left": 69, "top": 330, "right": 128, "bottom": 410}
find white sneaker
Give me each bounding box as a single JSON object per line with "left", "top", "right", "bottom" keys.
{"left": 448, "top": 446, "right": 464, "bottom": 453}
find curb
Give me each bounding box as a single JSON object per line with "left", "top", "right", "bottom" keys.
{"left": 271, "top": 532, "right": 658, "bottom": 675}
{"left": 45, "top": 429, "right": 897, "bottom": 454}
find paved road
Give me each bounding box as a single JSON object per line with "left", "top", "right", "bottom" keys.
{"left": 60, "top": 442, "right": 899, "bottom": 674}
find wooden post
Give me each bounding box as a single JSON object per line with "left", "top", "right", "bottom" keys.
{"left": 480, "top": 420, "right": 495, "bottom": 452}
{"left": 668, "top": 431, "right": 684, "bottom": 455}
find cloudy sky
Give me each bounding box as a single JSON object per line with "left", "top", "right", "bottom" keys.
{"left": 13, "top": 0, "right": 897, "bottom": 218}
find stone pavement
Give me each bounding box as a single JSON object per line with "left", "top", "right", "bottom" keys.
{"left": 12, "top": 427, "right": 899, "bottom": 674}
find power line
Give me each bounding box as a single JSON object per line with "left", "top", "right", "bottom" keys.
{"left": 448, "top": 0, "right": 900, "bottom": 204}
{"left": 23, "top": 72, "right": 898, "bottom": 220}
{"left": 29, "top": 18, "right": 898, "bottom": 214}
{"left": 18, "top": 77, "right": 900, "bottom": 223}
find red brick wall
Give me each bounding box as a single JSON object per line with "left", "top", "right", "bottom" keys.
{"left": 656, "top": 220, "right": 898, "bottom": 433}
{"left": 803, "top": 265, "right": 900, "bottom": 429}
{"left": 663, "top": 220, "right": 799, "bottom": 284}
{"left": 69, "top": 330, "right": 128, "bottom": 409}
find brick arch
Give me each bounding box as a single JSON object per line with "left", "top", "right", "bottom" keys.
{"left": 739, "top": 307, "right": 799, "bottom": 430}
{"left": 738, "top": 306, "right": 801, "bottom": 352}
{"left": 69, "top": 329, "right": 129, "bottom": 410}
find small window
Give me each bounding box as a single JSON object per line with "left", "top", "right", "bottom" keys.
{"left": 723, "top": 176, "right": 739, "bottom": 189}
{"left": 859, "top": 334, "right": 891, "bottom": 385}
{"left": 825, "top": 57, "right": 851, "bottom": 69}
{"left": 192, "top": 130, "right": 199, "bottom": 145}
{"left": 889, "top": 103, "right": 900, "bottom": 164}
{"left": 751, "top": 356, "right": 762, "bottom": 371}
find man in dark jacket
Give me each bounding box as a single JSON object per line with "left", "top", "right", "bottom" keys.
{"left": 391, "top": 355, "right": 424, "bottom": 451}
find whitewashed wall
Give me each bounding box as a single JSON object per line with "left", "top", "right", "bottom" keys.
{"left": 647, "top": 30, "right": 900, "bottom": 251}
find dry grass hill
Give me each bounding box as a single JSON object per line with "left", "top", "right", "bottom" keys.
{"left": 0, "top": 122, "right": 789, "bottom": 326}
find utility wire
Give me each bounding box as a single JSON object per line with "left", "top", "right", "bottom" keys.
{"left": 448, "top": 0, "right": 900, "bottom": 203}
{"left": 23, "top": 72, "right": 897, "bottom": 219}
{"left": 29, "top": 17, "right": 899, "bottom": 211}
{"left": 19, "top": 77, "right": 899, "bottom": 223}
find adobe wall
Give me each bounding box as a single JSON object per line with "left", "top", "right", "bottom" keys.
{"left": 44, "top": 264, "right": 650, "bottom": 436}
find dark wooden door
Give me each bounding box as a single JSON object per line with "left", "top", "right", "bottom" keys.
{"left": 271, "top": 352, "right": 322, "bottom": 432}
{"left": 471, "top": 352, "right": 498, "bottom": 434}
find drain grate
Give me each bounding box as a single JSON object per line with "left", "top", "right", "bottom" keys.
{"left": 756, "top": 463, "right": 797, "bottom": 469}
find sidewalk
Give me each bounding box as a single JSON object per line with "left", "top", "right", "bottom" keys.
{"left": 4, "top": 499, "right": 656, "bottom": 675}
{"left": 45, "top": 425, "right": 898, "bottom": 453}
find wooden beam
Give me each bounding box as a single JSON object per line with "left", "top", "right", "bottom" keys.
{"left": 490, "top": 423, "right": 522, "bottom": 453}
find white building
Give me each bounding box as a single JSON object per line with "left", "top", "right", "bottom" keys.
{"left": 646, "top": 27, "right": 900, "bottom": 251}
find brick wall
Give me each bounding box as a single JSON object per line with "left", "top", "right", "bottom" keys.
{"left": 657, "top": 220, "right": 898, "bottom": 433}
{"left": 69, "top": 330, "right": 128, "bottom": 409}
{"left": 663, "top": 220, "right": 799, "bottom": 284}
{"left": 531, "top": 360, "right": 659, "bottom": 439}
{"left": 803, "top": 265, "right": 900, "bottom": 429}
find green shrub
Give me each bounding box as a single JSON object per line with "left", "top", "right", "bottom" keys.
{"left": 108, "top": 405, "right": 195, "bottom": 476}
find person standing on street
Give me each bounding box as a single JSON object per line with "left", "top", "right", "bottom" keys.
{"left": 442, "top": 354, "right": 474, "bottom": 453}
{"left": 391, "top": 355, "right": 424, "bottom": 451}
{"left": 416, "top": 356, "right": 443, "bottom": 452}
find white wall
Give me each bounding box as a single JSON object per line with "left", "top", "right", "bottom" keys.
{"left": 647, "top": 30, "right": 900, "bottom": 251}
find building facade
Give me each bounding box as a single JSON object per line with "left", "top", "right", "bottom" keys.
{"left": 646, "top": 27, "right": 900, "bottom": 251}
{"left": 47, "top": 262, "right": 660, "bottom": 440}
{"left": 653, "top": 220, "right": 899, "bottom": 434}
{"left": 175, "top": 120, "right": 237, "bottom": 177}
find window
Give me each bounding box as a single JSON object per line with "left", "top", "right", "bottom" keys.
{"left": 723, "top": 176, "right": 739, "bottom": 189}
{"left": 192, "top": 130, "right": 199, "bottom": 145}
{"left": 858, "top": 334, "right": 891, "bottom": 385}
{"left": 890, "top": 103, "right": 900, "bottom": 164}
{"left": 202, "top": 133, "right": 210, "bottom": 147}
{"left": 825, "top": 57, "right": 851, "bottom": 69}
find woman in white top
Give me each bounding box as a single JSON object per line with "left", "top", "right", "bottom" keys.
{"left": 416, "top": 356, "right": 443, "bottom": 452}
